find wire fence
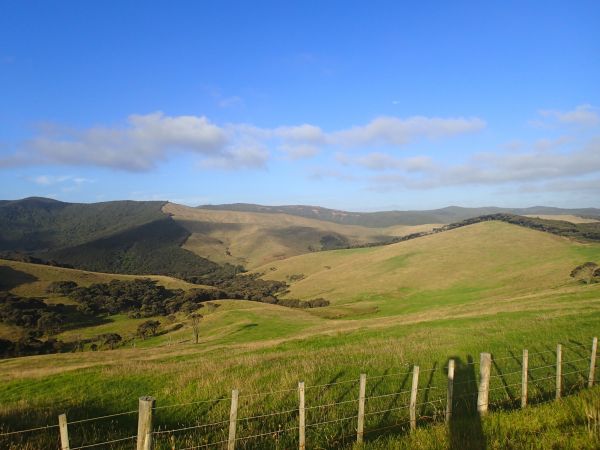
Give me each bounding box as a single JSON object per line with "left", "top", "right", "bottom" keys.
{"left": 1, "top": 339, "right": 598, "bottom": 449}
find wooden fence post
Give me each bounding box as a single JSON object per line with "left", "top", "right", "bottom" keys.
{"left": 357, "top": 373, "right": 366, "bottom": 443}
{"left": 137, "top": 396, "right": 155, "bottom": 450}
{"left": 589, "top": 337, "right": 598, "bottom": 388}
{"left": 228, "top": 389, "right": 239, "bottom": 450}
{"left": 298, "top": 382, "right": 305, "bottom": 450}
{"left": 410, "top": 366, "right": 420, "bottom": 431}
{"left": 521, "top": 349, "right": 528, "bottom": 408}
{"left": 58, "top": 413, "right": 69, "bottom": 450}
{"left": 477, "top": 353, "right": 491, "bottom": 415}
{"left": 446, "top": 359, "right": 454, "bottom": 423}
{"left": 556, "top": 344, "right": 562, "bottom": 400}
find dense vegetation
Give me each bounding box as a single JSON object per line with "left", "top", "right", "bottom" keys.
{"left": 0, "top": 271, "right": 329, "bottom": 358}
{"left": 0, "top": 198, "right": 222, "bottom": 279}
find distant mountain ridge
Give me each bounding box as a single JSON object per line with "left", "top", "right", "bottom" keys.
{"left": 198, "top": 203, "right": 600, "bottom": 227}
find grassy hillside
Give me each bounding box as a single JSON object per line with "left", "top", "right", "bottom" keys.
{"left": 165, "top": 202, "right": 439, "bottom": 268}
{"left": 200, "top": 202, "right": 600, "bottom": 227}
{"left": 256, "top": 221, "right": 600, "bottom": 317}
{"left": 525, "top": 214, "right": 599, "bottom": 224}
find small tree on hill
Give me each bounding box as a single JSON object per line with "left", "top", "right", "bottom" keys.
{"left": 190, "top": 314, "right": 203, "bottom": 344}
{"left": 101, "top": 333, "right": 122, "bottom": 350}
{"left": 136, "top": 320, "right": 161, "bottom": 340}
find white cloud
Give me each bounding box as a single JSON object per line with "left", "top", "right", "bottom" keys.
{"left": 15, "top": 112, "right": 228, "bottom": 171}
{"left": 537, "top": 104, "right": 600, "bottom": 127}
{"left": 199, "top": 146, "right": 269, "bottom": 170}
{"left": 28, "top": 174, "right": 93, "bottom": 186}
{"left": 330, "top": 116, "right": 486, "bottom": 147}
{"left": 279, "top": 144, "right": 320, "bottom": 160}
{"left": 273, "top": 124, "right": 325, "bottom": 143}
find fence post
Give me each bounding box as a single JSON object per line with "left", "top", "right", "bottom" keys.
{"left": 228, "top": 389, "right": 239, "bottom": 450}
{"left": 521, "top": 349, "right": 528, "bottom": 408}
{"left": 556, "top": 344, "right": 562, "bottom": 400}
{"left": 58, "top": 413, "right": 70, "bottom": 450}
{"left": 477, "top": 353, "right": 491, "bottom": 415}
{"left": 357, "top": 373, "right": 366, "bottom": 443}
{"left": 298, "top": 382, "right": 305, "bottom": 450}
{"left": 137, "top": 396, "right": 155, "bottom": 450}
{"left": 410, "top": 365, "right": 420, "bottom": 431}
{"left": 589, "top": 337, "right": 598, "bottom": 388}
{"left": 446, "top": 359, "right": 454, "bottom": 423}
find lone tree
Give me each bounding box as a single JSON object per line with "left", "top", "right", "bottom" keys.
{"left": 100, "top": 333, "right": 122, "bottom": 350}
{"left": 190, "top": 314, "right": 203, "bottom": 344}
{"left": 136, "top": 320, "right": 161, "bottom": 340}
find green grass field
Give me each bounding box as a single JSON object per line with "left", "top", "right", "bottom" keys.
{"left": 1, "top": 220, "right": 600, "bottom": 448}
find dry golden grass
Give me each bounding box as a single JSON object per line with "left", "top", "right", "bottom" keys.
{"left": 164, "top": 202, "right": 441, "bottom": 268}
{"left": 255, "top": 221, "right": 600, "bottom": 305}
{"left": 524, "top": 214, "right": 599, "bottom": 223}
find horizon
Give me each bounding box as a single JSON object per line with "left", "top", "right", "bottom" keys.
{"left": 1, "top": 1, "right": 599, "bottom": 210}
{"left": 3, "top": 195, "right": 600, "bottom": 214}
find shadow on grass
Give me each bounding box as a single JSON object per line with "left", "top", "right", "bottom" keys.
{"left": 0, "top": 265, "right": 38, "bottom": 291}
{"left": 448, "top": 355, "right": 486, "bottom": 450}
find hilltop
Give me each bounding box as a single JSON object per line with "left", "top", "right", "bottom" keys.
{"left": 165, "top": 202, "right": 438, "bottom": 268}
{"left": 199, "top": 202, "right": 600, "bottom": 227}
{"left": 257, "top": 220, "right": 600, "bottom": 317}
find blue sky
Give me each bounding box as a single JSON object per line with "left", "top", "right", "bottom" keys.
{"left": 1, "top": 1, "right": 599, "bottom": 210}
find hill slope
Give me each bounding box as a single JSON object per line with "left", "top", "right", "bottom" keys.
{"left": 257, "top": 220, "right": 600, "bottom": 317}
{"left": 165, "top": 202, "right": 439, "bottom": 268}
{"left": 0, "top": 198, "right": 219, "bottom": 278}
{"left": 199, "top": 203, "right": 600, "bottom": 227}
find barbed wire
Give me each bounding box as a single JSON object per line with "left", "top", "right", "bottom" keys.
{"left": 70, "top": 434, "right": 137, "bottom": 449}
{"left": 237, "top": 408, "right": 298, "bottom": 422}
{"left": 152, "top": 419, "right": 230, "bottom": 435}
{"left": 176, "top": 438, "right": 228, "bottom": 450}
{"left": 0, "top": 423, "right": 59, "bottom": 437}
{"left": 305, "top": 398, "right": 358, "bottom": 410}
{"left": 68, "top": 409, "right": 138, "bottom": 425}
{"left": 306, "top": 415, "right": 358, "bottom": 428}
{"left": 154, "top": 398, "right": 230, "bottom": 411}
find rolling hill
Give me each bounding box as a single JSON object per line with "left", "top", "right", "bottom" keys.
{"left": 2, "top": 197, "right": 599, "bottom": 277}
{"left": 165, "top": 202, "right": 439, "bottom": 268}
{"left": 256, "top": 220, "right": 600, "bottom": 317}
{"left": 199, "top": 202, "right": 600, "bottom": 227}
{"left": 0, "top": 197, "right": 220, "bottom": 278}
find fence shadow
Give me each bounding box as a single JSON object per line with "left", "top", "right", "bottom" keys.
{"left": 448, "top": 355, "right": 486, "bottom": 450}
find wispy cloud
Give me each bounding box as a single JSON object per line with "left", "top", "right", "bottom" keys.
{"left": 199, "top": 145, "right": 269, "bottom": 170}
{"left": 330, "top": 116, "right": 485, "bottom": 147}
{"left": 533, "top": 104, "right": 600, "bottom": 128}
{"left": 368, "top": 137, "right": 600, "bottom": 191}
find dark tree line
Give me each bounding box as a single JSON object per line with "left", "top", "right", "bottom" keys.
{"left": 0, "top": 292, "right": 65, "bottom": 335}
